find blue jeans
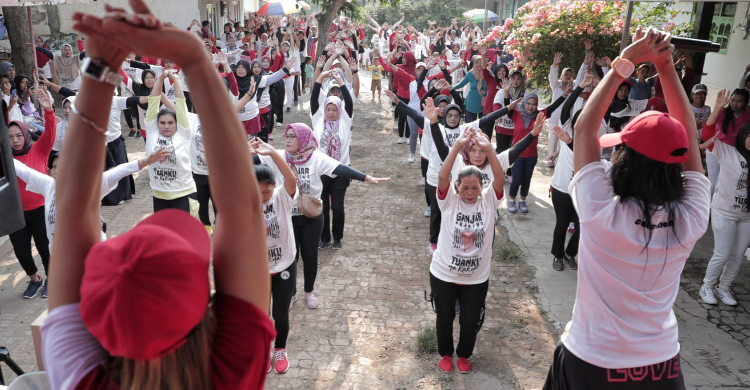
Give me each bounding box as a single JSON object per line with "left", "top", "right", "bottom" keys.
{"left": 509, "top": 156, "right": 538, "bottom": 198}
{"left": 27, "top": 121, "right": 45, "bottom": 133}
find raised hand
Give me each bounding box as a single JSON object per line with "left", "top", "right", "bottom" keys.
{"left": 595, "top": 57, "right": 606, "bottom": 67}
{"left": 36, "top": 89, "right": 53, "bottom": 111}
{"left": 579, "top": 74, "right": 595, "bottom": 89}
{"left": 507, "top": 96, "right": 523, "bottom": 110}
{"left": 250, "top": 138, "right": 276, "bottom": 155}
{"left": 584, "top": 39, "right": 593, "bottom": 51}
{"left": 551, "top": 125, "right": 571, "bottom": 143}
{"left": 553, "top": 52, "right": 563, "bottom": 66}
{"left": 714, "top": 89, "right": 730, "bottom": 108}
{"left": 384, "top": 88, "right": 400, "bottom": 105}
{"left": 502, "top": 78, "right": 511, "bottom": 92}
{"left": 473, "top": 131, "right": 492, "bottom": 149}
{"left": 285, "top": 56, "right": 298, "bottom": 71}
{"left": 621, "top": 26, "right": 668, "bottom": 67}
{"left": 532, "top": 112, "right": 546, "bottom": 136}
{"left": 584, "top": 51, "right": 595, "bottom": 65}
{"left": 455, "top": 127, "right": 475, "bottom": 148}
{"left": 423, "top": 97, "right": 438, "bottom": 123}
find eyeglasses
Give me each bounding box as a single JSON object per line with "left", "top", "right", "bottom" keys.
{"left": 284, "top": 135, "right": 297, "bottom": 140}
{"left": 446, "top": 113, "right": 461, "bottom": 119}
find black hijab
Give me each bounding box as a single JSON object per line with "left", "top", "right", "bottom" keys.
{"left": 605, "top": 81, "right": 633, "bottom": 133}
{"left": 134, "top": 69, "right": 157, "bottom": 110}
{"left": 492, "top": 63, "right": 509, "bottom": 84}
{"left": 235, "top": 59, "right": 253, "bottom": 96}
{"left": 735, "top": 123, "right": 750, "bottom": 211}
{"left": 9, "top": 121, "right": 32, "bottom": 156}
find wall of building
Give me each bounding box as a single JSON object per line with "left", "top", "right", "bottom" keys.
{"left": 674, "top": 2, "right": 750, "bottom": 102}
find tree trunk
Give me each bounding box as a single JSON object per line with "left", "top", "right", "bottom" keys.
{"left": 2, "top": 7, "right": 34, "bottom": 78}
{"left": 314, "top": 0, "right": 346, "bottom": 60}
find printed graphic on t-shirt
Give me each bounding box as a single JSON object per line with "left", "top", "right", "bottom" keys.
{"left": 292, "top": 166, "right": 312, "bottom": 216}
{"left": 193, "top": 126, "right": 207, "bottom": 169}
{"left": 47, "top": 198, "right": 56, "bottom": 227}
{"left": 734, "top": 161, "right": 748, "bottom": 211}
{"left": 445, "top": 131, "right": 460, "bottom": 146}
{"left": 264, "top": 203, "right": 283, "bottom": 266}
{"left": 152, "top": 137, "right": 178, "bottom": 183}
{"left": 448, "top": 254, "right": 482, "bottom": 276}
{"left": 606, "top": 354, "right": 681, "bottom": 382}
{"left": 451, "top": 210, "right": 486, "bottom": 251}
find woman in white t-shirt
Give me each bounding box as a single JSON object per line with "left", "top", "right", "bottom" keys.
{"left": 310, "top": 70, "right": 354, "bottom": 250}
{"left": 145, "top": 70, "right": 197, "bottom": 215}
{"left": 282, "top": 123, "right": 388, "bottom": 309}
{"left": 698, "top": 118, "right": 750, "bottom": 307}
{"left": 234, "top": 58, "right": 294, "bottom": 141}
{"left": 542, "top": 28, "right": 709, "bottom": 390}
{"left": 429, "top": 126, "right": 505, "bottom": 375}
{"left": 249, "top": 138, "right": 298, "bottom": 375}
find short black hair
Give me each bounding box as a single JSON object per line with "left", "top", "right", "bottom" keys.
{"left": 202, "top": 20, "right": 210, "bottom": 27}
{"left": 157, "top": 107, "right": 177, "bottom": 123}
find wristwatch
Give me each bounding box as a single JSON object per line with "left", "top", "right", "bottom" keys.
{"left": 611, "top": 57, "right": 635, "bottom": 79}
{"left": 81, "top": 57, "right": 122, "bottom": 87}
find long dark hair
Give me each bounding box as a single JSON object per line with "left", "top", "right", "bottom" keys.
{"left": 610, "top": 145, "right": 685, "bottom": 249}
{"left": 721, "top": 89, "right": 749, "bottom": 135}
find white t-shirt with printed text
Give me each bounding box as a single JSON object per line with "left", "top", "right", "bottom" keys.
{"left": 425, "top": 120, "right": 480, "bottom": 187}
{"left": 264, "top": 187, "right": 297, "bottom": 273}
{"left": 145, "top": 112, "right": 196, "bottom": 194}
{"left": 562, "top": 162, "right": 710, "bottom": 369}
{"left": 430, "top": 185, "right": 503, "bottom": 284}
{"left": 711, "top": 140, "right": 750, "bottom": 219}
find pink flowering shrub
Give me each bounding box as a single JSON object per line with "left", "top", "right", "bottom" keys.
{"left": 484, "top": 0, "right": 691, "bottom": 91}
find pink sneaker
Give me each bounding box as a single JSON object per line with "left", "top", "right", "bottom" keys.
{"left": 274, "top": 348, "right": 289, "bottom": 374}
{"left": 439, "top": 356, "right": 453, "bottom": 373}
{"left": 428, "top": 243, "right": 437, "bottom": 255}
{"left": 457, "top": 357, "right": 471, "bottom": 373}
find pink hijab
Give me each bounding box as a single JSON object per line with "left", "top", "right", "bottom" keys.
{"left": 285, "top": 123, "right": 318, "bottom": 165}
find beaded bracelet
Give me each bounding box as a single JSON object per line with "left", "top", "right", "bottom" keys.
{"left": 71, "top": 102, "right": 106, "bottom": 135}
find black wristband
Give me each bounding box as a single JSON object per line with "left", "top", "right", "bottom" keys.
{"left": 352, "top": 70, "right": 358, "bottom": 74}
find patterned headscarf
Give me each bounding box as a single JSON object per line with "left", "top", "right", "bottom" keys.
{"left": 285, "top": 123, "right": 318, "bottom": 166}
{"left": 321, "top": 96, "right": 342, "bottom": 161}
{"left": 9, "top": 121, "right": 32, "bottom": 156}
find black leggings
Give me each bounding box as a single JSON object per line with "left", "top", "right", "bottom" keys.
{"left": 430, "top": 273, "right": 488, "bottom": 358}
{"left": 259, "top": 110, "right": 272, "bottom": 143}
{"left": 397, "top": 95, "right": 409, "bottom": 138}
{"left": 421, "top": 158, "right": 429, "bottom": 206}
{"left": 271, "top": 260, "right": 297, "bottom": 348}
{"left": 426, "top": 183, "right": 441, "bottom": 244}
{"left": 543, "top": 344, "right": 686, "bottom": 390}
{"left": 271, "top": 80, "right": 285, "bottom": 127}
{"left": 124, "top": 105, "right": 139, "bottom": 130}
{"left": 550, "top": 187, "right": 580, "bottom": 260}
{"left": 8, "top": 206, "right": 50, "bottom": 277}
{"left": 321, "top": 175, "right": 349, "bottom": 242}
{"left": 102, "top": 137, "right": 133, "bottom": 206}
{"left": 293, "top": 214, "right": 324, "bottom": 293}
{"left": 193, "top": 173, "right": 216, "bottom": 227}
{"left": 153, "top": 192, "right": 196, "bottom": 214}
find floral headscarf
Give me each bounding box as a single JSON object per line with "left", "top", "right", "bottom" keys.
{"left": 321, "top": 96, "right": 342, "bottom": 161}
{"left": 285, "top": 123, "right": 318, "bottom": 166}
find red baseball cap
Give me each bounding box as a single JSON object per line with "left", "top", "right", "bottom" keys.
{"left": 599, "top": 111, "right": 689, "bottom": 164}
{"left": 79, "top": 209, "right": 211, "bottom": 361}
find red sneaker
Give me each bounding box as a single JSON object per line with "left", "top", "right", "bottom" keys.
{"left": 457, "top": 357, "right": 471, "bottom": 373}
{"left": 274, "top": 348, "right": 289, "bottom": 374}
{"left": 438, "top": 356, "right": 453, "bottom": 373}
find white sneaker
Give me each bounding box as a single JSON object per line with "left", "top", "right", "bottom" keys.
{"left": 269, "top": 134, "right": 275, "bottom": 140}
{"left": 391, "top": 105, "right": 396, "bottom": 112}
{"left": 699, "top": 285, "right": 717, "bottom": 305}
{"left": 276, "top": 122, "right": 282, "bottom": 127}
{"left": 398, "top": 137, "right": 404, "bottom": 144}
{"left": 418, "top": 177, "right": 425, "bottom": 186}
{"left": 408, "top": 154, "right": 415, "bottom": 163}
{"left": 424, "top": 206, "right": 431, "bottom": 217}
{"left": 746, "top": 247, "right": 750, "bottom": 260}
{"left": 289, "top": 294, "right": 297, "bottom": 311}
{"left": 393, "top": 121, "right": 398, "bottom": 130}
{"left": 304, "top": 292, "right": 319, "bottom": 309}
{"left": 715, "top": 286, "right": 738, "bottom": 306}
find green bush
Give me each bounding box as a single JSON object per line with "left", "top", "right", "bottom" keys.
{"left": 417, "top": 326, "right": 438, "bottom": 353}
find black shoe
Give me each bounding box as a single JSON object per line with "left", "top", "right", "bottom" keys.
{"left": 286, "top": 107, "right": 292, "bottom": 113}
{"left": 135, "top": 131, "right": 142, "bottom": 139}
{"left": 128, "top": 129, "right": 136, "bottom": 138}
{"left": 319, "top": 240, "right": 330, "bottom": 250}
{"left": 564, "top": 255, "right": 578, "bottom": 270}
{"left": 41, "top": 280, "right": 48, "bottom": 298}
{"left": 553, "top": 257, "right": 564, "bottom": 271}
{"left": 293, "top": 100, "right": 298, "bottom": 105}
{"left": 23, "top": 278, "right": 44, "bottom": 299}
{"left": 332, "top": 240, "right": 343, "bottom": 250}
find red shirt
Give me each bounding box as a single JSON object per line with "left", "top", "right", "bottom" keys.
{"left": 13, "top": 110, "right": 56, "bottom": 211}
{"left": 509, "top": 107, "right": 554, "bottom": 158}
{"left": 73, "top": 294, "right": 276, "bottom": 390}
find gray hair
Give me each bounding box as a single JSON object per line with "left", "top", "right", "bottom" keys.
{"left": 455, "top": 165, "right": 483, "bottom": 189}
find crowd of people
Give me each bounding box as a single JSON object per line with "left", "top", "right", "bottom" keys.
{"left": 2, "top": 0, "right": 750, "bottom": 388}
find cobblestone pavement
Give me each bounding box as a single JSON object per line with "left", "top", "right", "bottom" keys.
{"left": 1, "top": 70, "right": 749, "bottom": 389}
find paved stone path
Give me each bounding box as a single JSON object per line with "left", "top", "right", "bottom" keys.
{"left": 1, "top": 70, "right": 748, "bottom": 389}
